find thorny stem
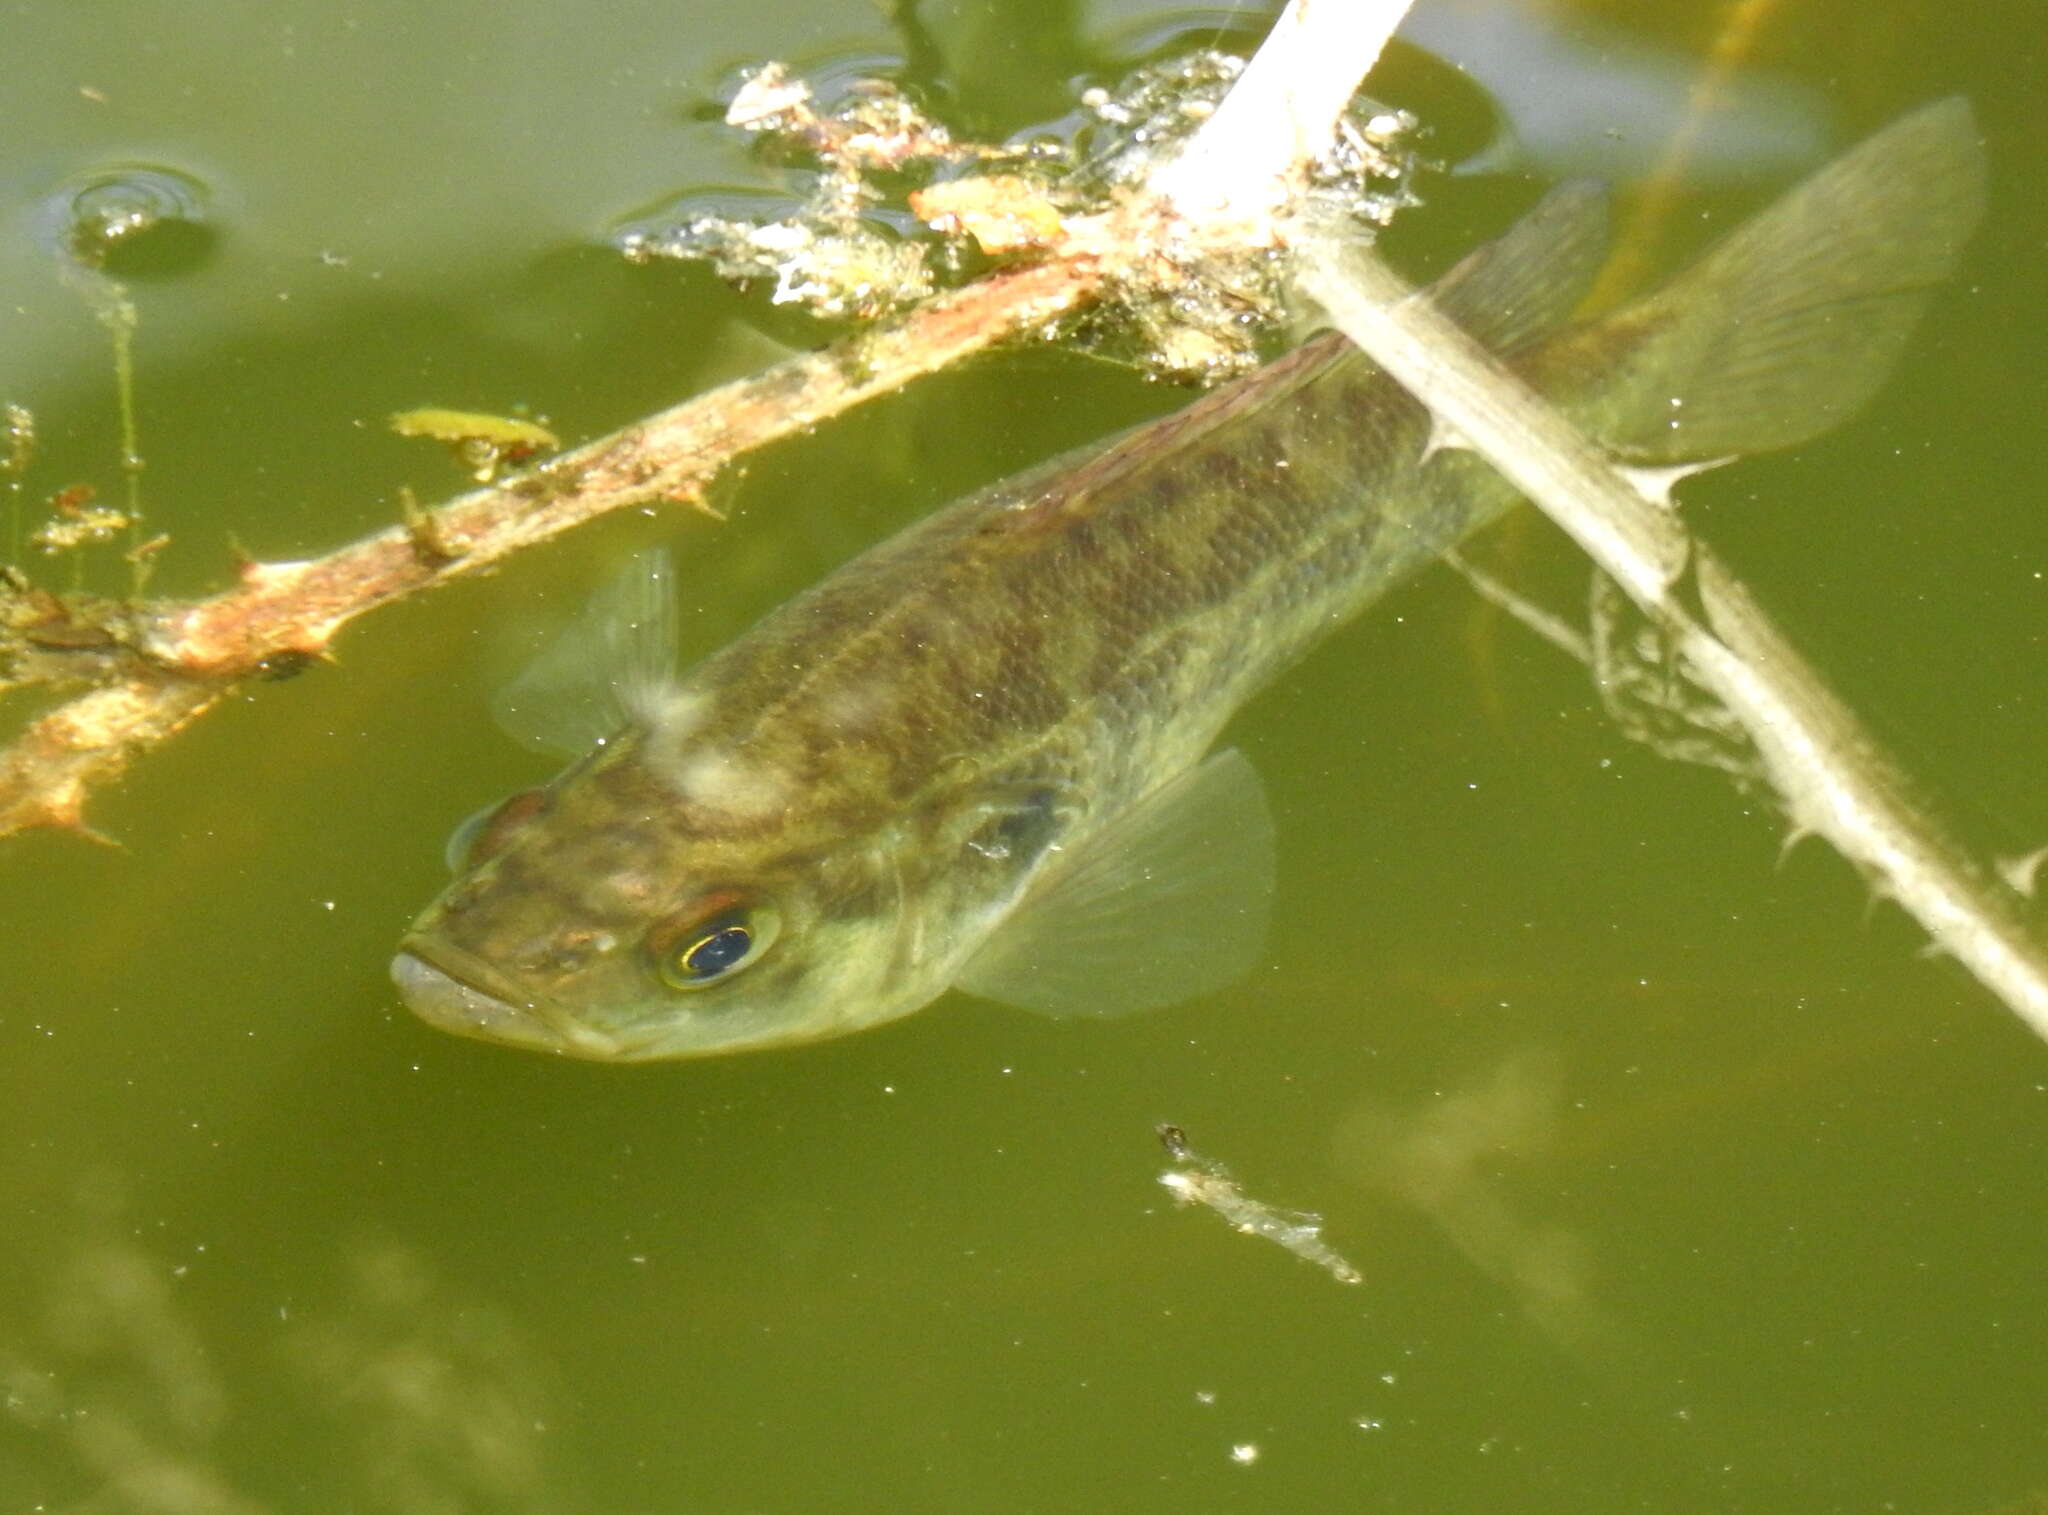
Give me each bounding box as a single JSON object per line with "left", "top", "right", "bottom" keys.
{"left": 0, "top": 0, "right": 1414, "bottom": 839}
{"left": 1298, "top": 239, "right": 2048, "bottom": 1044}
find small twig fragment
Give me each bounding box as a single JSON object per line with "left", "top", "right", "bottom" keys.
{"left": 397, "top": 485, "right": 461, "bottom": 566}
{"left": 909, "top": 177, "right": 1069, "bottom": 256}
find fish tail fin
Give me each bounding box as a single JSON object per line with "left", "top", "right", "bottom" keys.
{"left": 1543, "top": 96, "right": 1987, "bottom": 464}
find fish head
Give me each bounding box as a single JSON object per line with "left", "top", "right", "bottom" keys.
{"left": 391, "top": 726, "right": 1002, "bottom": 1061}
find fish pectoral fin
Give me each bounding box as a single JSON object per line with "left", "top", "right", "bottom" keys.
{"left": 954, "top": 748, "right": 1276, "bottom": 1019}
{"left": 491, "top": 548, "right": 682, "bottom": 756}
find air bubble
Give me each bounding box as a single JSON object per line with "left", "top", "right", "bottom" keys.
{"left": 39, "top": 164, "right": 216, "bottom": 278}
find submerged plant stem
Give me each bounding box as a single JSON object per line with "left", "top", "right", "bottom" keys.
{"left": 1297, "top": 236, "right": 2048, "bottom": 1044}
{"left": 57, "top": 261, "right": 147, "bottom": 592}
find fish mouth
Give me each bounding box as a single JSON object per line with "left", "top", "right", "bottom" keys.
{"left": 391, "top": 938, "right": 624, "bottom": 1060}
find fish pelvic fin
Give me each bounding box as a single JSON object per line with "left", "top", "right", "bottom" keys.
{"left": 1549, "top": 96, "right": 1987, "bottom": 466}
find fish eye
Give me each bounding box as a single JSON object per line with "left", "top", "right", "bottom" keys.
{"left": 443, "top": 787, "right": 547, "bottom": 873}
{"left": 652, "top": 897, "right": 782, "bottom": 991}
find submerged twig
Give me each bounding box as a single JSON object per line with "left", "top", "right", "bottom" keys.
{"left": 0, "top": 0, "right": 1417, "bottom": 839}
{"left": 1297, "top": 233, "right": 2048, "bottom": 1044}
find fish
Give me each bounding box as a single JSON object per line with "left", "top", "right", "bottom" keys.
{"left": 392, "top": 99, "right": 1986, "bottom": 1060}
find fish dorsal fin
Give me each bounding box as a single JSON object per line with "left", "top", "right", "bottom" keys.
{"left": 1590, "top": 96, "right": 1987, "bottom": 464}
{"left": 1426, "top": 180, "right": 1612, "bottom": 351}
{"left": 492, "top": 548, "right": 679, "bottom": 756}
{"left": 954, "top": 748, "right": 1275, "bottom": 1018}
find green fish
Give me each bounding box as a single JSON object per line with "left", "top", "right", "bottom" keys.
{"left": 393, "top": 100, "right": 1985, "bottom": 1060}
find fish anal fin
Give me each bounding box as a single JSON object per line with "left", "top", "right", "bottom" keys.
{"left": 954, "top": 748, "right": 1275, "bottom": 1018}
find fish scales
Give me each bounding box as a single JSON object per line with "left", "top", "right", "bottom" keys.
{"left": 699, "top": 335, "right": 1453, "bottom": 801}
{"left": 392, "top": 101, "right": 1986, "bottom": 1059}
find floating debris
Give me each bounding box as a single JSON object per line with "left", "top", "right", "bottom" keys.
{"left": 389, "top": 408, "right": 559, "bottom": 484}
{"left": 1054, "top": 48, "right": 1424, "bottom": 384}
{"left": 1156, "top": 1124, "right": 1363, "bottom": 1286}
{"left": 615, "top": 61, "right": 998, "bottom": 320}
{"left": 1073, "top": 46, "right": 1421, "bottom": 220}
{"left": 908, "top": 175, "right": 1068, "bottom": 256}
{"left": 619, "top": 46, "right": 1422, "bottom": 374}
{"left": 723, "top": 62, "right": 974, "bottom": 173}
{"left": 28, "top": 484, "right": 129, "bottom": 554}
{"left": 1074, "top": 48, "right": 1424, "bottom": 384}
{"left": 1074, "top": 50, "right": 1253, "bottom": 190}
{"left": 0, "top": 570, "right": 129, "bottom": 667}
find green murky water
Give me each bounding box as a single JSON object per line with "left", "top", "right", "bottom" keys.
{"left": 3, "top": 1, "right": 2044, "bottom": 1510}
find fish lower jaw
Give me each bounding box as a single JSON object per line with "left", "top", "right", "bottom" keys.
{"left": 390, "top": 944, "right": 624, "bottom": 1059}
